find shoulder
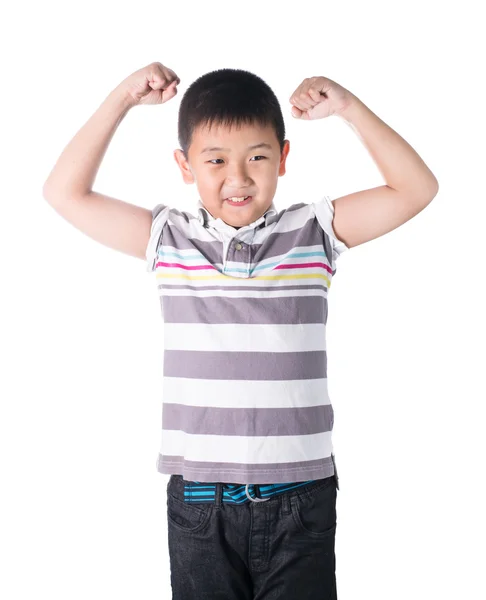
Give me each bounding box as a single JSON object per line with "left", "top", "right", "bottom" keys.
{"left": 311, "top": 196, "right": 349, "bottom": 260}
{"left": 149, "top": 203, "right": 172, "bottom": 232}
{"left": 145, "top": 203, "right": 171, "bottom": 272}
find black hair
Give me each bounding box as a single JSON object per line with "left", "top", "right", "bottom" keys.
{"left": 177, "top": 68, "right": 286, "bottom": 160}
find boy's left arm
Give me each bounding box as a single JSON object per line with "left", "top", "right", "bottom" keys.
{"left": 289, "top": 77, "right": 439, "bottom": 250}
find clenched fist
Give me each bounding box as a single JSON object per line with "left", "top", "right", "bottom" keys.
{"left": 117, "top": 62, "right": 180, "bottom": 108}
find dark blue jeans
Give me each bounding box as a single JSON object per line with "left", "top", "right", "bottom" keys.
{"left": 166, "top": 473, "right": 338, "bottom": 599}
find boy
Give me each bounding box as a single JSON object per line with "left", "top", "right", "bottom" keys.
{"left": 43, "top": 62, "right": 439, "bottom": 599}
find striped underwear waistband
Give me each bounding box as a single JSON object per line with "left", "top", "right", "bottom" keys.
{"left": 183, "top": 479, "right": 317, "bottom": 504}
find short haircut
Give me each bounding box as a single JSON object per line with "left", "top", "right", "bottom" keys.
{"left": 178, "top": 68, "right": 286, "bottom": 160}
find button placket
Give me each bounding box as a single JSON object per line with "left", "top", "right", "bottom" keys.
{"left": 234, "top": 240, "right": 251, "bottom": 277}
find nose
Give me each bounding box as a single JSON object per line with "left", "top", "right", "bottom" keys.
{"left": 225, "top": 163, "right": 253, "bottom": 186}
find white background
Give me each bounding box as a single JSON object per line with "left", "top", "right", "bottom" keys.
{"left": 1, "top": 1, "right": 485, "bottom": 598}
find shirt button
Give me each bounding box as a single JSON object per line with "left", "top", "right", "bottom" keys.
{"left": 235, "top": 242, "right": 243, "bottom": 250}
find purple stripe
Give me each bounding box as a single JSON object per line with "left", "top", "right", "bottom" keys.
{"left": 164, "top": 350, "right": 327, "bottom": 380}
{"left": 162, "top": 403, "right": 334, "bottom": 436}
{"left": 162, "top": 294, "right": 328, "bottom": 325}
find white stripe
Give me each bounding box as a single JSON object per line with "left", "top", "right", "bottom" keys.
{"left": 158, "top": 288, "right": 328, "bottom": 299}
{"left": 155, "top": 272, "right": 330, "bottom": 286}
{"left": 163, "top": 322, "right": 327, "bottom": 352}
{"left": 162, "top": 376, "right": 331, "bottom": 408}
{"left": 160, "top": 429, "right": 333, "bottom": 464}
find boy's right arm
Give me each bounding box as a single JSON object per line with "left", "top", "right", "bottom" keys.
{"left": 42, "top": 63, "right": 180, "bottom": 262}
{"left": 43, "top": 187, "right": 153, "bottom": 261}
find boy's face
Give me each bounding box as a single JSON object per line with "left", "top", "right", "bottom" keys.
{"left": 174, "top": 122, "right": 290, "bottom": 229}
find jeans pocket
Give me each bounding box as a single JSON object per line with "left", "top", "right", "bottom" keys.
{"left": 290, "top": 476, "right": 337, "bottom": 538}
{"left": 167, "top": 492, "right": 213, "bottom": 533}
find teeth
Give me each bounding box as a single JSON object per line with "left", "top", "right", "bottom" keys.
{"left": 228, "top": 196, "right": 249, "bottom": 202}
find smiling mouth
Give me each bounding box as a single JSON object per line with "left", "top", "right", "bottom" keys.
{"left": 225, "top": 196, "right": 253, "bottom": 206}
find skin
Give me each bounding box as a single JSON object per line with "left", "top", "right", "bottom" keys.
{"left": 173, "top": 122, "right": 291, "bottom": 229}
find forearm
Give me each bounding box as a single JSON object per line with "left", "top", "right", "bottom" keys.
{"left": 337, "top": 94, "right": 439, "bottom": 199}
{"left": 43, "top": 85, "right": 133, "bottom": 199}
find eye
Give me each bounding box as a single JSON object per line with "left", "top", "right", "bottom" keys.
{"left": 207, "top": 156, "right": 267, "bottom": 165}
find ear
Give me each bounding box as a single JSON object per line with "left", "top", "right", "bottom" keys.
{"left": 278, "top": 140, "right": 290, "bottom": 177}
{"left": 173, "top": 149, "right": 195, "bottom": 184}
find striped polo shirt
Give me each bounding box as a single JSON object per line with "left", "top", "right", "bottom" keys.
{"left": 145, "top": 195, "right": 349, "bottom": 485}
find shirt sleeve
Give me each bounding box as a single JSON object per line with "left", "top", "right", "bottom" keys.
{"left": 145, "top": 203, "right": 171, "bottom": 272}
{"left": 312, "top": 195, "right": 349, "bottom": 267}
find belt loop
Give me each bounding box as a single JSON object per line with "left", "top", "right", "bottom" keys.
{"left": 281, "top": 490, "right": 291, "bottom": 514}
{"left": 215, "top": 482, "right": 223, "bottom": 507}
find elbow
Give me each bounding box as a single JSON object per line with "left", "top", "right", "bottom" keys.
{"left": 42, "top": 182, "right": 57, "bottom": 203}
{"left": 422, "top": 175, "right": 439, "bottom": 204}
{"left": 431, "top": 176, "right": 439, "bottom": 195}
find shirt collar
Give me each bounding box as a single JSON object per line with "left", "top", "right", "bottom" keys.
{"left": 196, "top": 199, "right": 277, "bottom": 232}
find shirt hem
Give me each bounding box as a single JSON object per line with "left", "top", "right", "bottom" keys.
{"left": 156, "top": 455, "right": 335, "bottom": 484}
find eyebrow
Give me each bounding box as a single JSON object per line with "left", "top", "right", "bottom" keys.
{"left": 200, "top": 142, "right": 273, "bottom": 154}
